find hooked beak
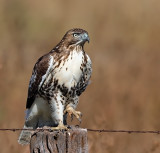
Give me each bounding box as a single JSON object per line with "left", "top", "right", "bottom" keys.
{"left": 81, "top": 33, "right": 90, "bottom": 43}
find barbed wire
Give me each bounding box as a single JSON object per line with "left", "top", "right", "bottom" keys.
{"left": 0, "top": 128, "right": 160, "bottom": 134}
{"left": 87, "top": 129, "right": 160, "bottom": 134}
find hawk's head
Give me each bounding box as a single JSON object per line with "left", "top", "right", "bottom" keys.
{"left": 62, "top": 28, "right": 89, "bottom": 47}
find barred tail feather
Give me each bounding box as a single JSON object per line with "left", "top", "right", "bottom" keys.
{"left": 18, "top": 124, "right": 32, "bottom": 145}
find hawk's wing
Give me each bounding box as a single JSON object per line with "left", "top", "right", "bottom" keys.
{"left": 26, "top": 54, "right": 54, "bottom": 108}
{"left": 76, "top": 54, "right": 92, "bottom": 96}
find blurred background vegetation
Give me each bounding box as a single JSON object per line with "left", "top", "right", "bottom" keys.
{"left": 0, "top": 0, "right": 160, "bottom": 152}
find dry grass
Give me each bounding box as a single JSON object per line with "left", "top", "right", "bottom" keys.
{"left": 0, "top": 0, "right": 160, "bottom": 152}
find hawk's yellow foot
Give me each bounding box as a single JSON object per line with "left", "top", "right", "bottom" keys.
{"left": 64, "top": 105, "right": 82, "bottom": 122}
{"left": 51, "top": 123, "right": 68, "bottom": 131}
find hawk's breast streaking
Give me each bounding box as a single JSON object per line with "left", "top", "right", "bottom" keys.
{"left": 18, "top": 28, "right": 92, "bottom": 145}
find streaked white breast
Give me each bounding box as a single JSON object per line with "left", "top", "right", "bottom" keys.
{"left": 54, "top": 50, "right": 83, "bottom": 88}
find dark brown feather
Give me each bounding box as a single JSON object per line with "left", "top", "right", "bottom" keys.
{"left": 26, "top": 54, "right": 50, "bottom": 108}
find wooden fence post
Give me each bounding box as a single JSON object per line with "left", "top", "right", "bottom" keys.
{"left": 30, "top": 126, "right": 88, "bottom": 153}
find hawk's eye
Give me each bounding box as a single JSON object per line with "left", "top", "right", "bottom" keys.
{"left": 73, "top": 33, "right": 79, "bottom": 37}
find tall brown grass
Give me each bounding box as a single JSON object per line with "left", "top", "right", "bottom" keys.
{"left": 0, "top": 0, "right": 160, "bottom": 152}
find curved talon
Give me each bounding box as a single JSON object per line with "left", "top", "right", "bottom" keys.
{"left": 64, "top": 106, "right": 82, "bottom": 123}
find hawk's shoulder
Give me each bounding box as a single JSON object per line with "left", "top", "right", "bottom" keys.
{"left": 26, "top": 53, "right": 54, "bottom": 108}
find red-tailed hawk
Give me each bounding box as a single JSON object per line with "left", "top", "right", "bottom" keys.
{"left": 18, "top": 28, "right": 92, "bottom": 145}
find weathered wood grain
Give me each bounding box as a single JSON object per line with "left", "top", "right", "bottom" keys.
{"left": 30, "top": 126, "right": 88, "bottom": 153}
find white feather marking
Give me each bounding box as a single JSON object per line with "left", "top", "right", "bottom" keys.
{"left": 54, "top": 49, "right": 83, "bottom": 88}
{"left": 26, "top": 96, "right": 50, "bottom": 120}
{"left": 39, "top": 55, "right": 54, "bottom": 88}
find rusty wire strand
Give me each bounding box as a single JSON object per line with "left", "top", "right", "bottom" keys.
{"left": 87, "top": 129, "right": 160, "bottom": 134}
{"left": 0, "top": 128, "right": 160, "bottom": 134}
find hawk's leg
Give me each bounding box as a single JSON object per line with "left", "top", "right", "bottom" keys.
{"left": 49, "top": 92, "right": 68, "bottom": 130}
{"left": 64, "top": 96, "right": 82, "bottom": 123}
